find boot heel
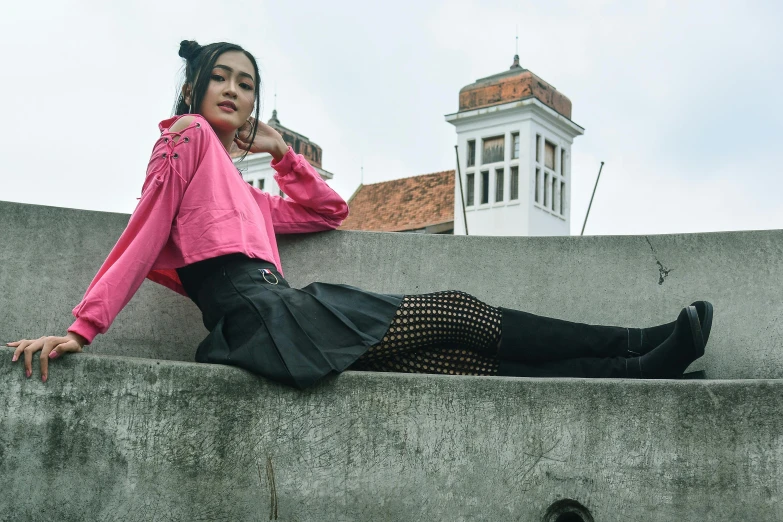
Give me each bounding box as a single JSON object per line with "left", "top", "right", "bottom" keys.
{"left": 685, "top": 305, "right": 705, "bottom": 357}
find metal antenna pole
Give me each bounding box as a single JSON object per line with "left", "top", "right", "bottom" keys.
{"left": 454, "top": 145, "right": 469, "bottom": 236}
{"left": 580, "top": 161, "right": 604, "bottom": 236}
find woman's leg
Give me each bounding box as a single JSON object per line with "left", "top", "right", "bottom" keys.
{"left": 351, "top": 292, "right": 707, "bottom": 379}
{"left": 356, "top": 291, "right": 502, "bottom": 363}
{"left": 498, "top": 308, "right": 632, "bottom": 363}
{"left": 353, "top": 291, "right": 631, "bottom": 371}
{"left": 498, "top": 300, "right": 713, "bottom": 364}
{"left": 497, "top": 305, "right": 708, "bottom": 379}
{"left": 494, "top": 304, "right": 706, "bottom": 362}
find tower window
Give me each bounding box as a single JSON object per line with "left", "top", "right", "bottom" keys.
{"left": 560, "top": 148, "right": 566, "bottom": 176}
{"left": 544, "top": 172, "right": 550, "bottom": 207}
{"left": 510, "top": 166, "right": 519, "bottom": 201}
{"left": 534, "top": 135, "right": 566, "bottom": 217}
{"left": 545, "top": 141, "right": 556, "bottom": 170}
{"left": 279, "top": 189, "right": 286, "bottom": 198}
{"left": 535, "top": 134, "right": 541, "bottom": 163}
{"left": 482, "top": 136, "right": 504, "bottom": 164}
{"left": 534, "top": 168, "right": 540, "bottom": 203}
{"left": 560, "top": 181, "right": 566, "bottom": 214}
{"left": 466, "top": 173, "right": 475, "bottom": 207}
{"left": 495, "top": 168, "right": 504, "bottom": 202}
{"left": 247, "top": 180, "right": 253, "bottom": 186}
{"left": 258, "top": 179, "right": 265, "bottom": 190}
{"left": 480, "top": 171, "right": 490, "bottom": 204}
{"left": 467, "top": 140, "right": 476, "bottom": 167}
{"left": 512, "top": 133, "right": 520, "bottom": 159}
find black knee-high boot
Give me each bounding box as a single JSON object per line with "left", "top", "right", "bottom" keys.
{"left": 497, "top": 301, "right": 713, "bottom": 363}
{"left": 497, "top": 306, "right": 708, "bottom": 379}
{"left": 497, "top": 307, "right": 630, "bottom": 363}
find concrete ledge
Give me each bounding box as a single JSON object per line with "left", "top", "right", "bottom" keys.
{"left": 1, "top": 348, "right": 781, "bottom": 521}
{"left": 2, "top": 200, "right": 783, "bottom": 378}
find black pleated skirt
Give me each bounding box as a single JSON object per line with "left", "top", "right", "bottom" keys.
{"left": 177, "top": 254, "right": 403, "bottom": 389}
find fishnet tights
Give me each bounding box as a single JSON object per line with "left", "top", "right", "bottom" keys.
{"left": 350, "top": 291, "right": 502, "bottom": 376}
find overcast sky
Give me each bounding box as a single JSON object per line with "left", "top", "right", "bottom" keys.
{"left": 1, "top": 0, "right": 781, "bottom": 236}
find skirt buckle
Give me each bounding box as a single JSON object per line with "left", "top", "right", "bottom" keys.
{"left": 259, "top": 268, "right": 279, "bottom": 285}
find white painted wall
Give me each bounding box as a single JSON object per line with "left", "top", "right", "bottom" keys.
{"left": 446, "top": 98, "right": 583, "bottom": 237}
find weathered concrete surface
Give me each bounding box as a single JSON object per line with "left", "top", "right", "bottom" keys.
{"left": 3, "top": 200, "right": 783, "bottom": 521}
{"left": 2, "top": 200, "right": 783, "bottom": 378}
{"left": 1, "top": 349, "right": 781, "bottom": 522}
{"left": 0, "top": 200, "right": 206, "bottom": 362}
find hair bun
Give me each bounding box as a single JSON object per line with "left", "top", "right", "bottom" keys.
{"left": 178, "top": 40, "right": 202, "bottom": 60}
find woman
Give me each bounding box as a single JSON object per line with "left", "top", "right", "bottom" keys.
{"left": 7, "top": 40, "right": 713, "bottom": 389}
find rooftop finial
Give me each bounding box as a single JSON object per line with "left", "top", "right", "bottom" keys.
{"left": 268, "top": 85, "right": 281, "bottom": 126}
{"left": 511, "top": 26, "right": 522, "bottom": 69}
{"left": 268, "top": 109, "right": 280, "bottom": 126}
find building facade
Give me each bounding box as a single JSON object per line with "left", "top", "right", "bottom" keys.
{"left": 240, "top": 55, "right": 583, "bottom": 238}
{"left": 445, "top": 55, "right": 584, "bottom": 236}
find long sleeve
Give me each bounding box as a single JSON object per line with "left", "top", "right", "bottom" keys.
{"left": 263, "top": 147, "right": 349, "bottom": 234}
{"left": 68, "top": 121, "right": 203, "bottom": 344}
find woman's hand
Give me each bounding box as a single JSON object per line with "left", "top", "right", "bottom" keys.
{"left": 234, "top": 117, "right": 289, "bottom": 161}
{"left": 6, "top": 332, "right": 86, "bottom": 382}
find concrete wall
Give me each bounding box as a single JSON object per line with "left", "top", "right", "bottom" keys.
{"left": 0, "top": 200, "right": 206, "bottom": 362}
{"left": 2, "top": 200, "right": 782, "bottom": 378}
{"left": 2, "top": 352, "right": 782, "bottom": 522}
{"left": 2, "top": 200, "right": 783, "bottom": 520}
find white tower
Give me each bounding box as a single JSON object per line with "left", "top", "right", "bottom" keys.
{"left": 445, "top": 55, "right": 584, "bottom": 236}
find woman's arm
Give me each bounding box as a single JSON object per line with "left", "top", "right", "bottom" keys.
{"left": 264, "top": 147, "right": 350, "bottom": 234}
{"left": 68, "top": 116, "right": 202, "bottom": 344}
{"left": 10, "top": 164, "right": 187, "bottom": 382}
{"left": 67, "top": 167, "right": 186, "bottom": 343}
{"left": 235, "top": 117, "right": 349, "bottom": 233}
{"left": 8, "top": 116, "right": 204, "bottom": 381}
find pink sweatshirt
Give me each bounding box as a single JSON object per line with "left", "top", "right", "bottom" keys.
{"left": 68, "top": 114, "right": 349, "bottom": 344}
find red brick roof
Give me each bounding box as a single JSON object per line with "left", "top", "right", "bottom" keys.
{"left": 458, "top": 57, "right": 572, "bottom": 119}
{"left": 340, "top": 171, "right": 455, "bottom": 232}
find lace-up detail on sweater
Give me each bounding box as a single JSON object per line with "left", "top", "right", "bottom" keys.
{"left": 151, "top": 120, "right": 202, "bottom": 186}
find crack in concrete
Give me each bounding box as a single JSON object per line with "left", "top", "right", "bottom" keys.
{"left": 645, "top": 236, "right": 673, "bottom": 285}
{"left": 259, "top": 456, "right": 278, "bottom": 520}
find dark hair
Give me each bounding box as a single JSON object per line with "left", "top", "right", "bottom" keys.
{"left": 174, "top": 39, "right": 261, "bottom": 161}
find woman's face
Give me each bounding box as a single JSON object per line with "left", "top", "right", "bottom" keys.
{"left": 197, "top": 50, "right": 256, "bottom": 134}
